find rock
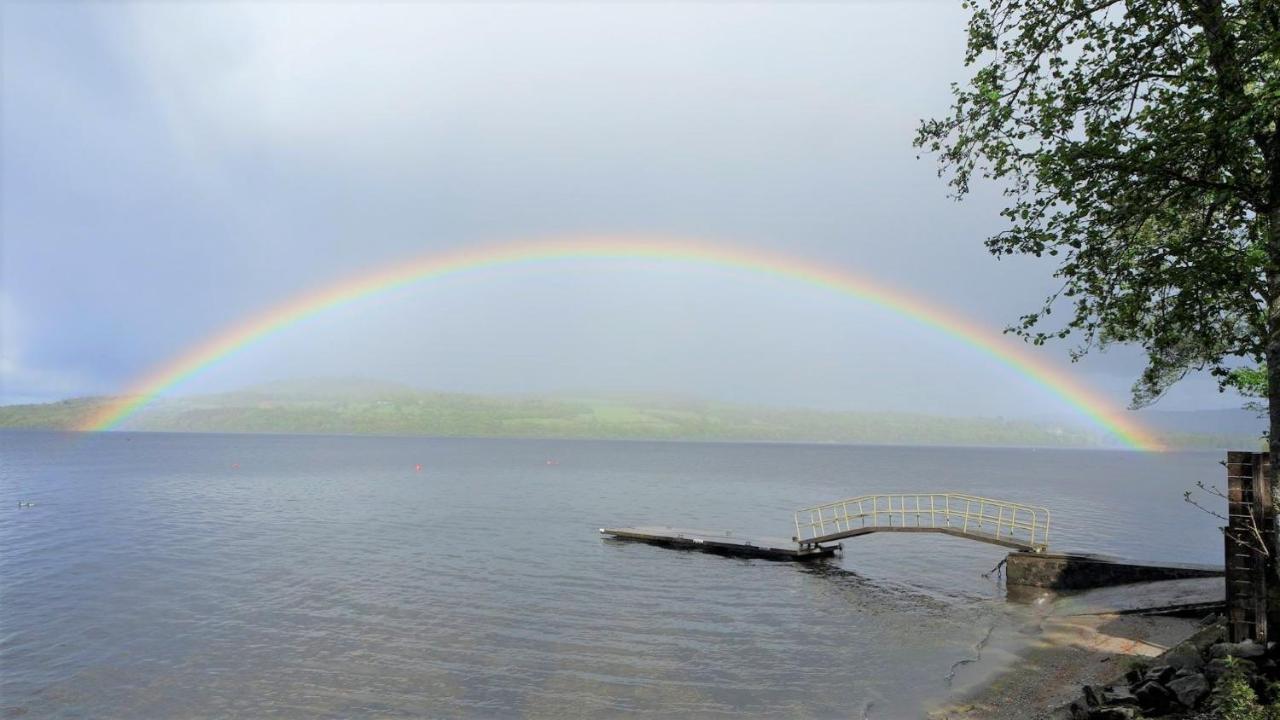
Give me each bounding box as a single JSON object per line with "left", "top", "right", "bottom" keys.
{"left": 1165, "top": 642, "right": 1205, "bottom": 671}
{"left": 1087, "top": 707, "right": 1136, "bottom": 720}
{"left": 1083, "top": 684, "right": 1139, "bottom": 709}
{"left": 1167, "top": 673, "right": 1210, "bottom": 708}
{"left": 1205, "top": 657, "right": 1258, "bottom": 683}
{"left": 1102, "top": 686, "right": 1139, "bottom": 707}
{"left": 1194, "top": 624, "right": 1228, "bottom": 650}
{"left": 1142, "top": 665, "right": 1177, "bottom": 685}
{"left": 1133, "top": 680, "right": 1175, "bottom": 715}
{"left": 1209, "top": 640, "right": 1267, "bottom": 659}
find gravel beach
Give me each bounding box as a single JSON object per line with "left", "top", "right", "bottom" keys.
{"left": 928, "top": 579, "right": 1222, "bottom": 719}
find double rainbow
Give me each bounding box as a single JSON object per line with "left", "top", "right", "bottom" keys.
{"left": 77, "top": 235, "right": 1163, "bottom": 450}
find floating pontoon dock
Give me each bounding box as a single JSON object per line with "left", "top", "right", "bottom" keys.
{"left": 600, "top": 526, "right": 839, "bottom": 561}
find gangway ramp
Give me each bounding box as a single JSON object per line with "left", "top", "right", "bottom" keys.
{"left": 793, "top": 493, "right": 1050, "bottom": 553}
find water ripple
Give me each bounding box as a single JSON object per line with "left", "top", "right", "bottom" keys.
{"left": 0, "top": 432, "right": 1224, "bottom": 718}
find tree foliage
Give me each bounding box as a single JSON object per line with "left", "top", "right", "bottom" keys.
{"left": 916, "top": 0, "right": 1280, "bottom": 408}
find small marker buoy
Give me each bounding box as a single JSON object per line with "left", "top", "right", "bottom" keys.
{"left": 231, "top": 463, "right": 240, "bottom": 470}
{"left": 415, "top": 464, "right": 422, "bottom": 472}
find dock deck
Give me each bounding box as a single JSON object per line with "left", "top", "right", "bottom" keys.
{"left": 600, "top": 526, "right": 839, "bottom": 561}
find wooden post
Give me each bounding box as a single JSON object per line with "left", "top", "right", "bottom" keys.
{"left": 1225, "top": 451, "right": 1275, "bottom": 643}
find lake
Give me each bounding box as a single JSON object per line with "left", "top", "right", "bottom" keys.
{"left": 0, "top": 431, "right": 1226, "bottom": 718}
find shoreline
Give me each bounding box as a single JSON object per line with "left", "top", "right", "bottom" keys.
{"left": 929, "top": 580, "right": 1222, "bottom": 719}
{"left": 0, "top": 426, "right": 1233, "bottom": 454}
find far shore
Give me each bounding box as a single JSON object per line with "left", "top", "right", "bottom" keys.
{"left": 0, "top": 384, "right": 1262, "bottom": 450}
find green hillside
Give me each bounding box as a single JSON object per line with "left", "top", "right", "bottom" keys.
{"left": 0, "top": 380, "right": 1259, "bottom": 449}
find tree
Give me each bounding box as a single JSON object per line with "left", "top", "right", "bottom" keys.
{"left": 916, "top": 1, "right": 1279, "bottom": 465}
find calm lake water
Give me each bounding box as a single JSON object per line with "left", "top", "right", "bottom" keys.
{"left": 0, "top": 431, "right": 1226, "bottom": 718}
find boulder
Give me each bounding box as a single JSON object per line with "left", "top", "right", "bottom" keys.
{"left": 1133, "top": 680, "right": 1175, "bottom": 715}
{"left": 1205, "top": 657, "right": 1257, "bottom": 683}
{"left": 1208, "top": 653, "right": 1259, "bottom": 681}
{"left": 1141, "top": 665, "right": 1177, "bottom": 685}
{"left": 1084, "top": 684, "right": 1137, "bottom": 708}
{"left": 1164, "top": 642, "right": 1205, "bottom": 672}
{"left": 1209, "top": 640, "right": 1267, "bottom": 660}
{"left": 1101, "top": 686, "right": 1138, "bottom": 707}
{"left": 1087, "top": 707, "right": 1136, "bottom": 720}
{"left": 1167, "top": 673, "right": 1210, "bottom": 709}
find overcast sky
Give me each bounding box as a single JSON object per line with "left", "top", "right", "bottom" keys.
{"left": 0, "top": 1, "right": 1247, "bottom": 418}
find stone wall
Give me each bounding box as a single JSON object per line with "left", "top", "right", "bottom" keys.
{"left": 1005, "top": 552, "right": 1224, "bottom": 590}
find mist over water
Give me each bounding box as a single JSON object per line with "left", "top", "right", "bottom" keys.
{"left": 2, "top": 431, "right": 1222, "bottom": 718}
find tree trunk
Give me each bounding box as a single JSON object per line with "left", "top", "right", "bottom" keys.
{"left": 1268, "top": 203, "right": 1280, "bottom": 516}
{"left": 1270, "top": 166, "right": 1280, "bottom": 497}
{"left": 1264, "top": 204, "right": 1280, "bottom": 639}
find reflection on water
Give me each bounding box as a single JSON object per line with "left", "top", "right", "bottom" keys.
{"left": 0, "top": 432, "right": 1224, "bottom": 718}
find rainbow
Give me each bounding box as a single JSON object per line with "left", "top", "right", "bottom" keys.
{"left": 77, "top": 235, "right": 1164, "bottom": 450}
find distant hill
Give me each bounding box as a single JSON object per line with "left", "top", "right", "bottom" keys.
{"left": 1134, "top": 408, "right": 1266, "bottom": 438}
{"left": 1030, "top": 406, "right": 1266, "bottom": 450}
{"left": 0, "top": 380, "right": 1263, "bottom": 450}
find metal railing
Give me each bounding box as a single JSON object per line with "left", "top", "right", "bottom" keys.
{"left": 793, "top": 493, "right": 1051, "bottom": 552}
